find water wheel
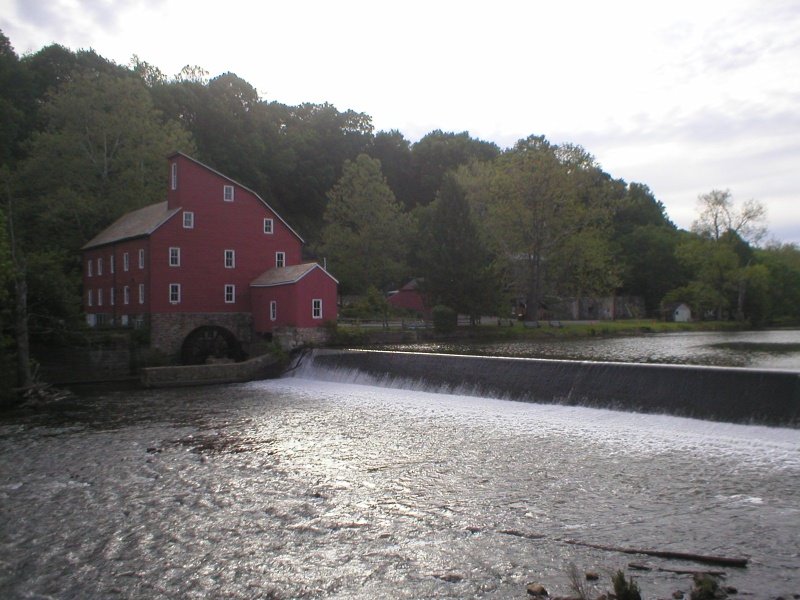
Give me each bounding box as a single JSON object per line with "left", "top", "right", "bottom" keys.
{"left": 180, "top": 326, "right": 243, "bottom": 365}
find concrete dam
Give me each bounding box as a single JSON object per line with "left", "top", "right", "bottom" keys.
{"left": 299, "top": 350, "right": 800, "bottom": 428}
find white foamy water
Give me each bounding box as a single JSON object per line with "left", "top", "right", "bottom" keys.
{"left": 1, "top": 377, "right": 798, "bottom": 599}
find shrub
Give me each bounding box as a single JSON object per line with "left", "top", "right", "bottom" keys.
{"left": 432, "top": 305, "right": 457, "bottom": 333}
{"left": 612, "top": 570, "right": 642, "bottom": 600}
{"left": 690, "top": 573, "right": 724, "bottom": 600}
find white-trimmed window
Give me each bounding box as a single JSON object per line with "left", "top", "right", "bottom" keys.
{"left": 110, "top": 255, "right": 115, "bottom": 274}
{"left": 171, "top": 162, "right": 177, "bottom": 190}
{"left": 224, "top": 249, "right": 235, "bottom": 269}
{"left": 275, "top": 251, "right": 285, "bottom": 268}
{"left": 169, "top": 247, "right": 180, "bottom": 267}
{"left": 97, "top": 257, "right": 103, "bottom": 276}
{"left": 87, "top": 260, "right": 93, "bottom": 277}
{"left": 110, "top": 287, "right": 115, "bottom": 306}
{"left": 138, "top": 249, "right": 145, "bottom": 269}
{"left": 123, "top": 286, "right": 130, "bottom": 305}
{"left": 169, "top": 283, "right": 181, "bottom": 304}
{"left": 270, "top": 300, "right": 277, "bottom": 321}
{"left": 223, "top": 185, "right": 234, "bottom": 202}
{"left": 312, "top": 298, "right": 322, "bottom": 319}
{"left": 123, "top": 252, "right": 129, "bottom": 272}
{"left": 98, "top": 288, "right": 103, "bottom": 306}
{"left": 263, "top": 218, "right": 273, "bottom": 234}
{"left": 87, "top": 289, "right": 93, "bottom": 307}
{"left": 183, "top": 211, "right": 194, "bottom": 229}
{"left": 138, "top": 283, "right": 145, "bottom": 304}
{"left": 224, "top": 284, "right": 235, "bottom": 304}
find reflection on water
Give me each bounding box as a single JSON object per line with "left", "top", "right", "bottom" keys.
{"left": 1, "top": 379, "right": 799, "bottom": 599}
{"left": 377, "top": 330, "right": 800, "bottom": 370}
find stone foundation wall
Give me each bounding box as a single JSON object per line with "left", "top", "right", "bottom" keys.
{"left": 150, "top": 312, "right": 254, "bottom": 358}
{"left": 274, "top": 326, "right": 331, "bottom": 351}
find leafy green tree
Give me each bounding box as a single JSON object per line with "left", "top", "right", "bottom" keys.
{"left": 410, "top": 130, "right": 500, "bottom": 207}
{"left": 368, "top": 130, "right": 415, "bottom": 209}
{"left": 755, "top": 243, "right": 800, "bottom": 323}
{"left": 416, "top": 174, "right": 498, "bottom": 322}
{"left": 275, "top": 102, "right": 374, "bottom": 240}
{"left": 19, "top": 71, "right": 193, "bottom": 251}
{"left": 321, "top": 154, "right": 411, "bottom": 294}
{"left": 673, "top": 234, "right": 740, "bottom": 319}
{"left": 612, "top": 183, "right": 685, "bottom": 314}
{"left": 617, "top": 224, "right": 686, "bottom": 314}
{"left": 469, "top": 135, "right": 616, "bottom": 320}
{"left": 0, "top": 32, "right": 30, "bottom": 166}
{"left": 678, "top": 190, "right": 768, "bottom": 320}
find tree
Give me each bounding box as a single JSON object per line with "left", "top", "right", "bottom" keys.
{"left": 756, "top": 243, "right": 800, "bottom": 323}
{"left": 613, "top": 183, "right": 685, "bottom": 314}
{"left": 368, "top": 130, "right": 415, "bottom": 209}
{"left": 0, "top": 31, "right": 31, "bottom": 166}
{"left": 692, "top": 189, "right": 766, "bottom": 244}
{"left": 19, "top": 71, "right": 193, "bottom": 251}
{"left": 416, "top": 174, "right": 497, "bottom": 322}
{"left": 673, "top": 234, "right": 740, "bottom": 319}
{"left": 1, "top": 167, "right": 31, "bottom": 391}
{"left": 684, "top": 189, "right": 768, "bottom": 320}
{"left": 410, "top": 130, "right": 500, "bottom": 207}
{"left": 470, "top": 136, "right": 616, "bottom": 320}
{"left": 320, "top": 154, "right": 411, "bottom": 294}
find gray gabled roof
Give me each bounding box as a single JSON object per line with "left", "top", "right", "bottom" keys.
{"left": 81, "top": 202, "right": 180, "bottom": 250}
{"left": 250, "top": 262, "right": 339, "bottom": 287}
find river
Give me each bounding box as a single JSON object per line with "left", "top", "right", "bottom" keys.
{"left": 375, "top": 329, "right": 800, "bottom": 370}
{"left": 2, "top": 358, "right": 799, "bottom": 598}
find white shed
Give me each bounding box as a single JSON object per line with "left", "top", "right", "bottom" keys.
{"left": 673, "top": 303, "right": 692, "bottom": 322}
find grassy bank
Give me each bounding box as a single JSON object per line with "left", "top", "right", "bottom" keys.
{"left": 482, "top": 319, "right": 749, "bottom": 340}
{"left": 330, "top": 318, "right": 757, "bottom": 347}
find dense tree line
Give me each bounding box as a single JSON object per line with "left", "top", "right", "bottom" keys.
{"left": 2, "top": 32, "right": 799, "bottom": 396}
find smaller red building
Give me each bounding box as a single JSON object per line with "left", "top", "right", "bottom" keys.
{"left": 81, "top": 152, "right": 338, "bottom": 360}
{"left": 388, "top": 278, "right": 430, "bottom": 317}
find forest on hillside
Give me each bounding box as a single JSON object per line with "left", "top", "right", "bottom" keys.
{"left": 2, "top": 31, "right": 800, "bottom": 391}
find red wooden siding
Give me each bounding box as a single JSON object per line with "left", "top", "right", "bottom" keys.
{"left": 251, "top": 267, "right": 338, "bottom": 333}
{"left": 82, "top": 153, "right": 337, "bottom": 335}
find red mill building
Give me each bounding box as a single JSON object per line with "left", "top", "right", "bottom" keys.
{"left": 81, "top": 152, "right": 338, "bottom": 363}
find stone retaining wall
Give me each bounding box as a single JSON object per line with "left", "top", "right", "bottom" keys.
{"left": 140, "top": 352, "right": 283, "bottom": 388}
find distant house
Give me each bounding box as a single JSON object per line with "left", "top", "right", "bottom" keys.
{"left": 387, "top": 278, "right": 429, "bottom": 317}
{"left": 81, "top": 152, "right": 338, "bottom": 361}
{"left": 672, "top": 303, "right": 692, "bottom": 322}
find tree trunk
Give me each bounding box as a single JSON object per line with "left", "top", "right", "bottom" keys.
{"left": 525, "top": 251, "right": 542, "bottom": 321}
{"left": 14, "top": 271, "right": 32, "bottom": 388}
{"left": 4, "top": 174, "right": 32, "bottom": 389}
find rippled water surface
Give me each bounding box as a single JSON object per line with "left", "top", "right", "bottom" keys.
{"left": 377, "top": 329, "right": 800, "bottom": 370}
{"left": 1, "top": 378, "right": 799, "bottom": 599}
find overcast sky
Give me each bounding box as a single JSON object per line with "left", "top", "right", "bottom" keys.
{"left": 2, "top": 0, "right": 799, "bottom": 243}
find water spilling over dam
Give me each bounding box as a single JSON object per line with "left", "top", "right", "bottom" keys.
{"left": 2, "top": 338, "right": 799, "bottom": 598}
{"left": 297, "top": 349, "right": 800, "bottom": 427}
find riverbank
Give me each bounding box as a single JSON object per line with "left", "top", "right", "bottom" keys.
{"left": 331, "top": 318, "right": 761, "bottom": 347}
